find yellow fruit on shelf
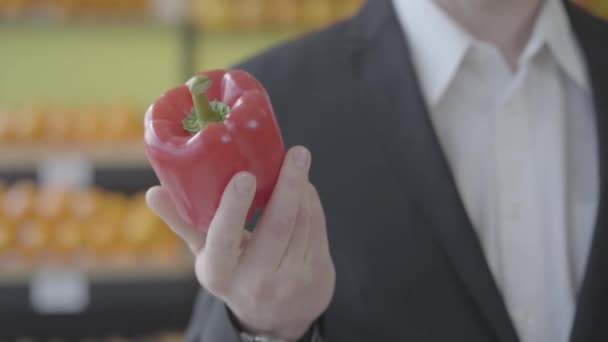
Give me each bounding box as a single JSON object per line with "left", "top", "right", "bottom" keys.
{"left": 234, "top": 0, "right": 265, "bottom": 29}
{"left": 0, "top": 108, "right": 14, "bottom": 142}
{"left": 12, "top": 106, "right": 45, "bottom": 142}
{"left": 105, "top": 192, "right": 129, "bottom": 214}
{"left": 35, "top": 186, "right": 71, "bottom": 222}
{"left": 267, "top": 0, "right": 297, "bottom": 27}
{"left": 130, "top": 191, "right": 147, "bottom": 206}
{"left": 0, "top": 0, "right": 30, "bottom": 17}
{"left": 102, "top": 105, "right": 140, "bottom": 142}
{"left": 2, "top": 180, "right": 37, "bottom": 222}
{"left": 120, "top": 193, "right": 167, "bottom": 251}
{"left": 147, "top": 224, "right": 180, "bottom": 263}
{"left": 69, "top": 188, "right": 103, "bottom": 220}
{"left": 195, "top": 0, "right": 233, "bottom": 30}
{"left": 73, "top": 108, "right": 102, "bottom": 143}
{"left": 0, "top": 218, "right": 16, "bottom": 253}
{"left": 55, "top": 0, "right": 79, "bottom": 17}
{"left": 0, "top": 182, "right": 185, "bottom": 265}
{"left": 84, "top": 217, "right": 120, "bottom": 255}
{"left": 53, "top": 219, "right": 84, "bottom": 256}
{"left": 15, "top": 218, "right": 51, "bottom": 259}
{"left": 299, "top": 0, "right": 333, "bottom": 28}
{"left": 122, "top": 212, "right": 157, "bottom": 250}
{"left": 44, "top": 107, "right": 74, "bottom": 143}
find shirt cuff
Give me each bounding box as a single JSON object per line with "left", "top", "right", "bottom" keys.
{"left": 227, "top": 305, "right": 323, "bottom": 342}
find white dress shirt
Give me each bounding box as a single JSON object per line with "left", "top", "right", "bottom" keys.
{"left": 392, "top": 1, "right": 599, "bottom": 341}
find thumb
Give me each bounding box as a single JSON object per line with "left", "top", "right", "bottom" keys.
{"left": 146, "top": 185, "right": 206, "bottom": 253}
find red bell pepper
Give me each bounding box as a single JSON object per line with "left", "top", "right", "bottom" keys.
{"left": 144, "top": 70, "right": 285, "bottom": 231}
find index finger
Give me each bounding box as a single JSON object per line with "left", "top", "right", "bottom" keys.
{"left": 242, "top": 146, "right": 311, "bottom": 270}
{"left": 202, "top": 172, "right": 257, "bottom": 278}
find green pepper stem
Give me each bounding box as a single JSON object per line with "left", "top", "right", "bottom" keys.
{"left": 186, "top": 75, "right": 222, "bottom": 124}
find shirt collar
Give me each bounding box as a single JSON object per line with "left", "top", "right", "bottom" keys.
{"left": 529, "top": 0, "right": 590, "bottom": 91}
{"left": 392, "top": 0, "right": 590, "bottom": 107}
{"left": 392, "top": 0, "right": 470, "bottom": 106}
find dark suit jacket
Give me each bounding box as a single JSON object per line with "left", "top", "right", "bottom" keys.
{"left": 185, "top": 1, "right": 608, "bottom": 341}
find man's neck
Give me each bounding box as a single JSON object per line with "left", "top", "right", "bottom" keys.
{"left": 434, "top": 0, "right": 545, "bottom": 68}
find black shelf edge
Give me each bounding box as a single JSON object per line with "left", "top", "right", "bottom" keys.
{"left": 0, "top": 274, "right": 199, "bottom": 338}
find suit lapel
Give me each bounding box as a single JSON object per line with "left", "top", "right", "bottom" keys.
{"left": 346, "top": 1, "right": 519, "bottom": 342}
{"left": 565, "top": 3, "right": 608, "bottom": 342}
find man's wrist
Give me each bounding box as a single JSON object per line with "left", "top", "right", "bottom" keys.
{"left": 238, "top": 322, "right": 320, "bottom": 342}
{"left": 226, "top": 306, "right": 321, "bottom": 342}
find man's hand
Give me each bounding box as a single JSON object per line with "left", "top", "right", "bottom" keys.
{"left": 146, "top": 146, "right": 336, "bottom": 341}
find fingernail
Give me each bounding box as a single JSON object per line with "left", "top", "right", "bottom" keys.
{"left": 291, "top": 146, "right": 310, "bottom": 168}
{"left": 235, "top": 173, "right": 255, "bottom": 194}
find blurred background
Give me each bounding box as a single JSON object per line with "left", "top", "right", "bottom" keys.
{"left": 0, "top": 0, "right": 605, "bottom": 341}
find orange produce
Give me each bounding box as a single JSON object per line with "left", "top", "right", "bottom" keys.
{"left": 0, "top": 0, "right": 30, "bottom": 17}
{"left": 121, "top": 214, "right": 154, "bottom": 249}
{"left": 35, "top": 186, "right": 70, "bottom": 222}
{"left": 55, "top": 0, "right": 78, "bottom": 18}
{"left": 267, "top": 0, "right": 297, "bottom": 27}
{"left": 15, "top": 218, "right": 51, "bottom": 259}
{"left": 104, "top": 192, "right": 129, "bottom": 221}
{"left": 121, "top": 195, "right": 165, "bottom": 251}
{"left": 126, "top": 0, "right": 148, "bottom": 13}
{"left": 69, "top": 188, "right": 103, "bottom": 220}
{"left": 2, "top": 180, "right": 37, "bottom": 222}
{"left": 73, "top": 107, "right": 101, "bottom": 144}
{"left": 53, "top": 219, "right": 83, "bottom": 256}
{"left": 0, "top": 108, "right": 14, "bottom": 142}
{"left": 196, "top": 0, "right": 233, "bottom": 30}
{"left": 299, "top": 0, "right": 333, "bottom": 28}
{"left": 84, "top": 217, "right": 120, "bottom": 255}
{"left": 12, "top": 106, "right": 45, "bottom": 142}
{"left": 234, "top": 0, "right": 265, "bottom": 29}
{"left": 102, "top": 104, "right": 140, "bottom": 141}
{"left": 147, "top": 223, "right": 180, "bottom": 263}
{"left": 0, "top": 218, "right": 16, "bottom": 253}
{"left": 44, "top": 107, "right": 74, "bottom": 143}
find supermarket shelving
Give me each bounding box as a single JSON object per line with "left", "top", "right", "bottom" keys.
{"left": 0, "top": 262, "right": 198, "bottom": 339}
{"left": 0, "top": 143, "right": 148, "bottom": 170}
{"left": 0, "top": 1, "right": 364, "bottom": 339}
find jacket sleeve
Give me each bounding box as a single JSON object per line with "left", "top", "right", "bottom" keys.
{"left": 184, "top": 288, "right": 242, "bottom": 342}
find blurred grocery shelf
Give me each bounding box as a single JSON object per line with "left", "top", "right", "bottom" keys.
{"left": 0, "top": 102, "right": 150, "bottom": 174}
{"left": 0, "top": 0, "right": 186, "bottom": 24}
{"left": 192, "top": 0, "right": 363, "bottom": 31}
{"left": 0, "top": 274, "right": 197, "bottom": 339}
{"left": 0, "top": 181, "right": 197, "bottom": 339}
{"left": 0, "top": 143, "right": 147, "bottom": 170}
{"left": 0, "top": 181, "right": 180, "bottom": 255}
{"left": 0, "top": 258, "right": 192, "bottom": 284}
{"left": 0, "top": 1, "right": 361, "bottom": 340}
{"left": 0, "top": 0, "right": 365, "bottom": 107}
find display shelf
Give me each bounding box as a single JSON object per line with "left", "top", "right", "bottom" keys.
{"left": 0, "top": 252, "right": 192, "bottom": 282}
{"left": 0, "top": 261, "right": 198, "bottom": 339}
{"left": 0, "top": 0, "right": 183, "bottom": 27}
{"left": 0, "top": 143, "right": 148, "bottom": 170}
